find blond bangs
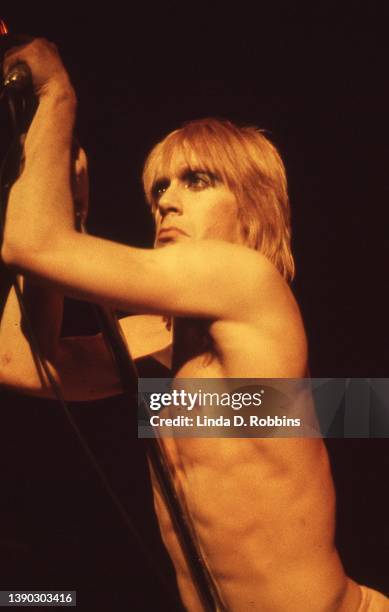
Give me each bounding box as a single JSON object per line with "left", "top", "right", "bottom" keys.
{"left": 142, "top": 118, "right": 295, "bottom": 281}
{"left": 142, "top": 123, "right": 243, "bottom": 208}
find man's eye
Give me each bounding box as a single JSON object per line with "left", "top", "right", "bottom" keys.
{"left": 186, "top": 172, "right": 212, "bottom": 189}
{"left": 152, "top": 182, "right": 169, "bottom": 200}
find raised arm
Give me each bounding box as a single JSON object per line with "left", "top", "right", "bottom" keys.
{"left": 0, "top": 135, "right": 123, "bottom": 401}
{"left": 0, "top": 40, "right": 295, "bottom": 331}
{"left": 0, "top": 63, "right": 121, "bottom": 402}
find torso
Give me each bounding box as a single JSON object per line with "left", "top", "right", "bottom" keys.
{"left": 132, "top": 314, "right": 361, "bottom": 611}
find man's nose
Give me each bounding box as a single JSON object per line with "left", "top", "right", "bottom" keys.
{"left": 158, "top": 184, "right": 183, "bottom": 216}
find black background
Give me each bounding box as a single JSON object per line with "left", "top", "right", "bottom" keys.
{"left": 0, "top": 4, "right": 388, "bottom": 611}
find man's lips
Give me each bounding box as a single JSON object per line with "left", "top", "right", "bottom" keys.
{"left": 158, "top": 227, "right": 188, "bottom": 239}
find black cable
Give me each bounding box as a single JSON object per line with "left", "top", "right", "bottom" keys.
{"left": 0, "top": 92, "right": 180, "bottom": 606}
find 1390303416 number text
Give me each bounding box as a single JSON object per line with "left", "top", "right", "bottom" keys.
{"left": 2, "top": 591, "right": 76, "bottom": 606}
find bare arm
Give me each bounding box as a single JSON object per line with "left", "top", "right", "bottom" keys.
{"left": 1, "top": 39, "right": 301, "bottom": 384}
{"left": 0, "top": 41, "right": 176, "bottom": 398}
{"left": 0, "top": 40, "right": 288, "bottom": 320}
{"left": 0, "top": 72, "right": 111, "bottom": 401}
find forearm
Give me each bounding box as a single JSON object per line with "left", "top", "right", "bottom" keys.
{"left": 0, "top": 274, "right": 64, "bottom": 392}
{"left": 2, "top": 85, "right": 77, "bottom": 264}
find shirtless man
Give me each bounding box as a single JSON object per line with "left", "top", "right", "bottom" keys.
{"left": 0, "top": 39, "right": 386, "bottom": 611}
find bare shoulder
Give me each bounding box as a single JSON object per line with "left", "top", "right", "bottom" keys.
{"left": 164, "top": 239, "right": 294, "bottom": 321}
{"left": 192, "top": 241, "right": 300, "bottom": 322}
{"left": 207, "top": 249, "right": 308, "bottom": 377}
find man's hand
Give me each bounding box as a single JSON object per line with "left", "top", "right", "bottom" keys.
{"left": 3, "top": 38, "right": 75, "bottom": 100}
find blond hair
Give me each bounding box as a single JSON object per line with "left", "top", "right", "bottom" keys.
{"left": 142, "top": 118, "right": 294, "bottom": 280}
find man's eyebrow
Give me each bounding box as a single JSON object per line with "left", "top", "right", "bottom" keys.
{"left": 150, "top": 168, "right": 220, "bottom": 196}
{"left": 179, "top": 167, "right": 220, "bottom": 181}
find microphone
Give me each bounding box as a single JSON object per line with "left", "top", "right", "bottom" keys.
{"left": 4, "top": 62, "right": 32, "bottom": 91}
{"left": 0, "top": 18, "right": 38, "bottom": 190}
{"left": 0, "top": 19, "right": 33, "bottom": 91}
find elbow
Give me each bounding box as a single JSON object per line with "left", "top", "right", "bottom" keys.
{"left": 1, "top": 236, "right": 32, "bottom": 271}
{"left": 1, "top": 223, "right": 64, "bottom": 272}
{"left": 1, "top": 237, "right": 18, "bottom": 268}
{"left": 1, "top": 213, "right": 32, "bottom": 269}
{"left": 2, "top": 228, "right": 78, "bottom": 283}
{"left": 1, "top": 234, "right": 49, "bottom": 277}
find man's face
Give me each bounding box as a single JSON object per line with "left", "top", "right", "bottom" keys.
{"left": 151, "top": 152, "right": 241, "bottom": 247}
